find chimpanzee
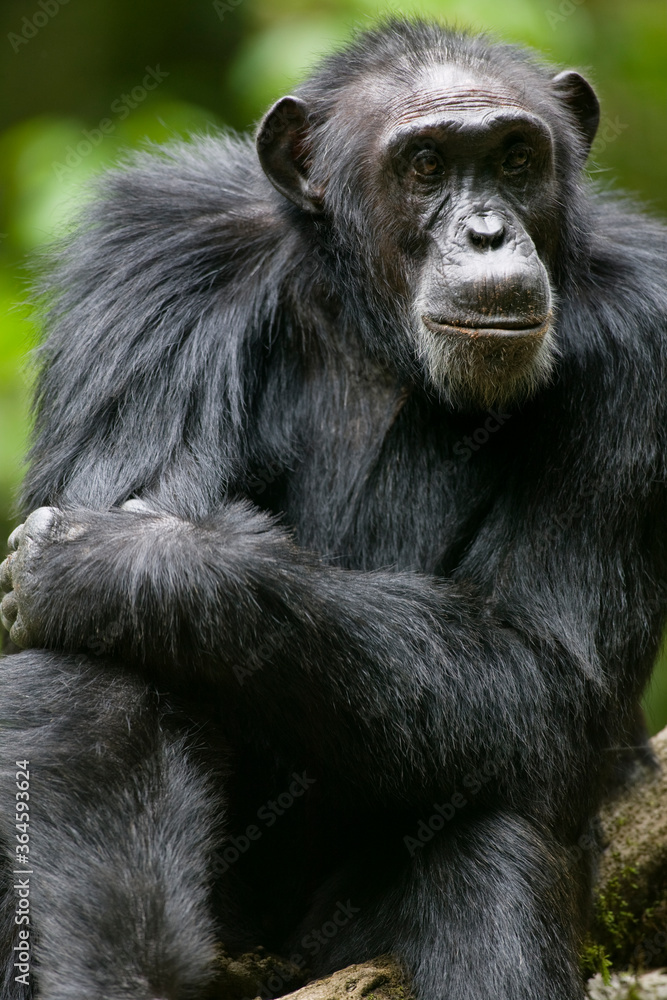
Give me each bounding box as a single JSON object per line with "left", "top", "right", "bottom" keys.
{"left": 1, "top": 18, "right": 666, "bottom": 1000}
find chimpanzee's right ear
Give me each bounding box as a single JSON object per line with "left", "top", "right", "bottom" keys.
{"left": 256, "top": 96, "right": 323, "bottom": 214}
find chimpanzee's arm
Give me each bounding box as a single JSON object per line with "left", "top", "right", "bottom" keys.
{"left": 0, "top": 498, "right": 641, "bottom": 815}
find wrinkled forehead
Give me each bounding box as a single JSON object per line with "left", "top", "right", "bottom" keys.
{"left": 335, "top": 61, "right": 532, "bottom": 135}
{"left": 390, "top": 63, "right": 529, "bottom": 125}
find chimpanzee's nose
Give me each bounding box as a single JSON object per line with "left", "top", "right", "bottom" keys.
{"left": 467, "top": 213, "right": 506, "bottom": 250}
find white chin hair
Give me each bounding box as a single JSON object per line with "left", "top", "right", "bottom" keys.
{"left": 417, "top": 322, "right": 558, "bottom": 409}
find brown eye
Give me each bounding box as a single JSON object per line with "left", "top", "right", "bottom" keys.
{"left": 502, "top": 143, "right": 532, "bottom": 173}
{"left": 412, "top": 149, "right": 443, "bottom": 176}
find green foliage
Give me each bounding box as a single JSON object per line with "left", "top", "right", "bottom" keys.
{"left": 581, "top": 939, "right": 613, "bottom": 984}
{"left": 0, "top": 271, "right": 34, "bottom": 541}
{"left": 643, "top": 633, "right": 667, "bottom": 735}
{"left": 597, "top": 869, "right": 639, "bottom": 954}
{"left": 591, "top": 867, "right": 643, "bottom": 970}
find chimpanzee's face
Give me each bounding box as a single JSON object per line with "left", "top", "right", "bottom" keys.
{"left": 369, "top": 63, "right": 559, "bottom": 407}
{"left": 257, "top": 58, "right": 598, "bottom": 409}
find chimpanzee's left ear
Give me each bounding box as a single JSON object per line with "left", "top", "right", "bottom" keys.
{"left": 552, "top": 70, "right": 600, "bottom": 155}
{"left": 256, "top": 96, "right": 324, "bottom": 214}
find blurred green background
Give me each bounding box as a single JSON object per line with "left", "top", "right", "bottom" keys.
{"left": 1, "top": 0, "right": 666, "bottom": 725}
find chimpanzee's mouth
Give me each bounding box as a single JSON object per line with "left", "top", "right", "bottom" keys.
{"left": 422, "top": 315, "right": 552, "bottom": 339}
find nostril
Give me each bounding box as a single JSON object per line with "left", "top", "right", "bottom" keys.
{"left": 469, "top": 230, "right": 500, "bottom": 249}
{"left": 467, "top": 213, "right": 506, "bottom": 250}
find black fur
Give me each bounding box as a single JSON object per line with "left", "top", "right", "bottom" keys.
{"left": 1, "top": 19, "right": 666, "bottom": 1000}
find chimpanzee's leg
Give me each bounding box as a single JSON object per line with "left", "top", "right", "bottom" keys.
{"left": 292, "top": 809, "right": 590, "bottom": 1000}
{"left": 0, "top": 649, "right": 222, "bottom": 1000}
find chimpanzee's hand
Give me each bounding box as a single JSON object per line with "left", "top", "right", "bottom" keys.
{"left": 1, "top": 500, "right": 164, "bottom": 653}
{"left": 0, "top": 507, "right": 61, "bottom": 649}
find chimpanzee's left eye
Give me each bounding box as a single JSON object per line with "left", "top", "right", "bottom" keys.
{"left": 502, "top": 144, "right": 532, "bottom": 173}
{"left": 412, "top": 149, "right": 444, "bottom": 176}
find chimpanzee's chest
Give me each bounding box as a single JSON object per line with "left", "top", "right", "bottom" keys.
{"left": 254, "top": 393, "right": 515, "bottom": 575}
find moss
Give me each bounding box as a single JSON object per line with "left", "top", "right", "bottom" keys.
{"left": 204, "top": 948, "right": 309, "bottom": 1000}
{"left": 592, "top": 867, "right": 640, "bottom": 963}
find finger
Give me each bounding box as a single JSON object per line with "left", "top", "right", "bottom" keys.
{"left": 0, "top": 591, "right": 18, "bottom": 631}
{"left": 23, "top": 506, "right": 57, "bottom": 542}
{"left": 121, "top": 498, "right": 152, "bottom": 513}
{"left": 0, "top": 554, "right": 14, "bottom": 593}
{"left": 8, "top": 523, "right": 24, "bottom": 551}
{"left": 10, "top": 613, "right": 33, "bottom": 650}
